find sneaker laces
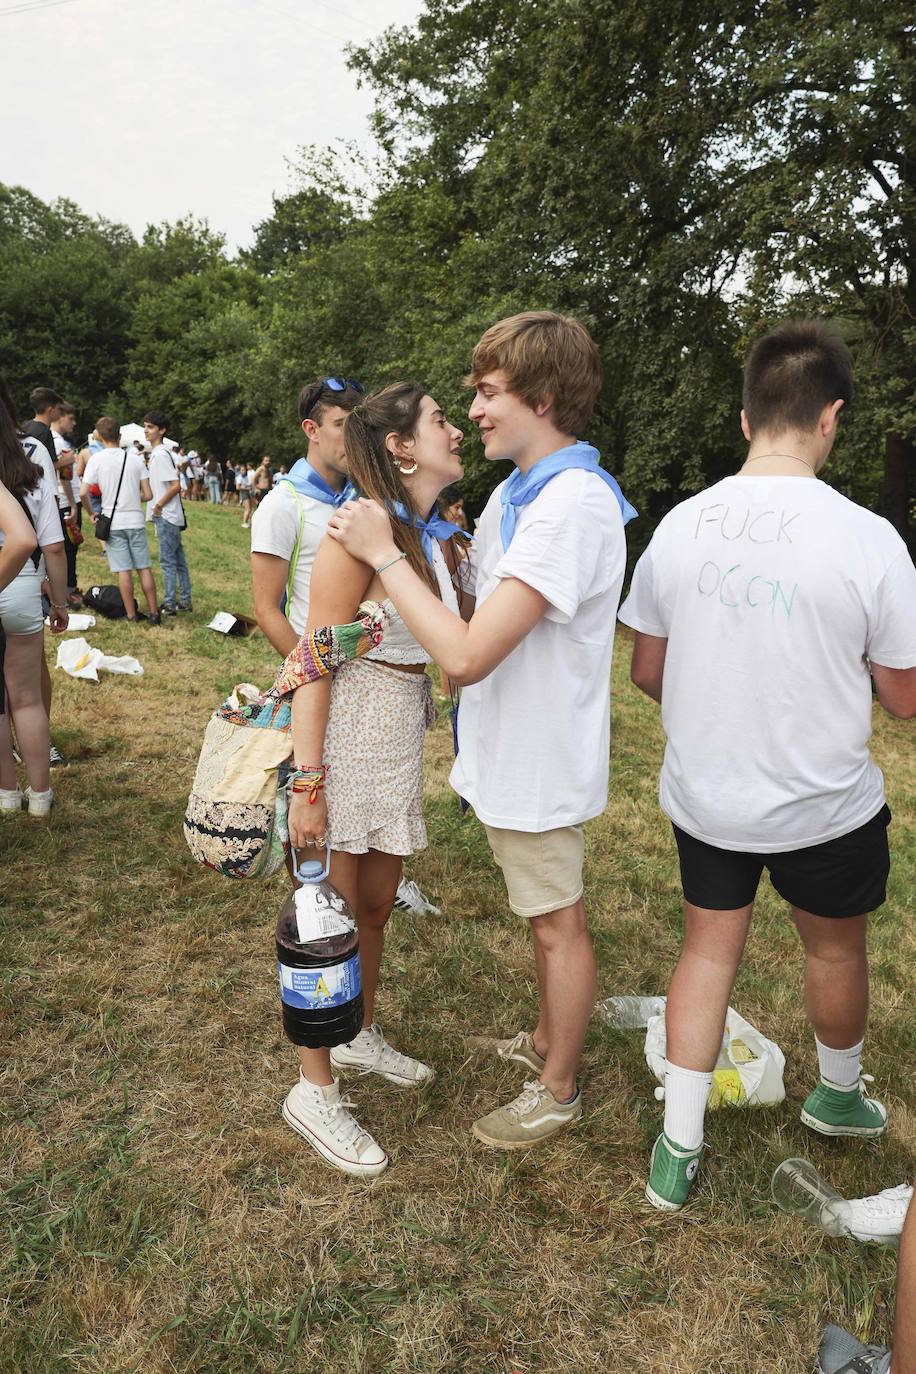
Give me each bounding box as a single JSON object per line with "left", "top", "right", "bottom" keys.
{"left": 497, "top": 1031, "right": 531, "bottom": 1060}
{"left": 318, "top": 1093, "right": 370, "bottom": 1151}
{"left": 505, "top": 1080, "right": 548, "bottom": 1121}
{"left": 850, "top": 1183, "right": 913, "bottom": 1219}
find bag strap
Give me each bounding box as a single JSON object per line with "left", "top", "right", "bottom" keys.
{"left": 166, "top": 448, "right": 188, "bottom": 526}
{"left": 107, "top": 451, "right": 128, "bottom": 521}
{"left": 283, "top": 484, "right": 308, "bottom": 609}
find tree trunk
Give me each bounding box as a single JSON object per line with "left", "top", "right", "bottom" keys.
{"left": 882, "top": 432, "right": 913, "bottom": 557}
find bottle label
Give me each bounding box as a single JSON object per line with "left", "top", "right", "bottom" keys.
{"left": 278, "top": 953, "right": 361, "bottom": 1010}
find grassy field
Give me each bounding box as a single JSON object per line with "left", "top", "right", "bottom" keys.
{"left": 1, "top": 502, "right": 913, "bottom": 1374}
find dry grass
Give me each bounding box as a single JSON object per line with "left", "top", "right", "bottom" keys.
{"left": 1, "top": 504, "right": 911, "bottom": 1373}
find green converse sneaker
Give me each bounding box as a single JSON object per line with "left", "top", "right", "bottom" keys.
{"left": 801, "top": 1076, "right": 887, "bottom": 1139}
{"left": 645, "top": 1133, "right": 703, "bottom": 1212}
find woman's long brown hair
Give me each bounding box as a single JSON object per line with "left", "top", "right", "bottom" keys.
{"left": 343, "top": 382, "right": 442, "bottom": 595}
{"left": 0, "top": 379, "right": 42, "bottom": 499}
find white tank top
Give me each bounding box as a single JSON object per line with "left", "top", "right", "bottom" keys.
{"left": 365, "top": 541, "right": 460, "bottom": 665}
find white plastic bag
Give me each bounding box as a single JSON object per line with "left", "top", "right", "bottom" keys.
{"left": 46, "top": 613, "right": 96, "bottom": 631}
{"left": 645, "top": 1006, "right": 786, "bottom": 1108}
{"left": 56, "top": 637, "right": 144, "bottom": 682}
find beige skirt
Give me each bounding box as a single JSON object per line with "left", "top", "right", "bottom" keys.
{"left": 324, "top": 659, "right": 436, "bottom": 856}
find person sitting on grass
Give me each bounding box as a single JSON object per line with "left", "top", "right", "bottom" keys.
{"left": 618, "top": 319, "right": 916, "bottom": 1213}
{"left": 819, "top": 1180, "right": 915, "bottom": 1372}
{"left": 81, "top": 416, "right": 161, "bottom": 625}
{"left": 328, "top": 310, "right": 635, "bottom": 1151}
{"left": 282, "top": 381, "right": 471, "bottom": 1179}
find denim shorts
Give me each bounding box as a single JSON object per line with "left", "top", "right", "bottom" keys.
{"left": 106, "top": 526, "right": 151, "bottom": 572}
{"left": 0, "top": 567, "right": 44, "bottom": 635}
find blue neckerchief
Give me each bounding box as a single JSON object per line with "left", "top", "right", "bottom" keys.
{"left": 391, "top": 501, "right": 469, "bottom": 565}
{"left": 499, "top": 441, "right": 637, "bottom": 550}
{"left": 281, "top": 457, "right": 355, "bottom": 507}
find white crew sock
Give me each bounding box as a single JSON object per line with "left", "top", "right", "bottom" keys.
{"left": 663, "top": 1062, "right": 713, "bottom": 1151}
{"left": 816, "top": 1036, "right": 864, "bottom": 1089}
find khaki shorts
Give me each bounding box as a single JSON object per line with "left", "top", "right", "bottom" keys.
{"left": 483, "top": 823, "right": 585, "bottom": 918}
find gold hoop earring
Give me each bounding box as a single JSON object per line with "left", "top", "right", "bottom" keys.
{"left": 397, "top": 459, "right": 418, "bottom": 476}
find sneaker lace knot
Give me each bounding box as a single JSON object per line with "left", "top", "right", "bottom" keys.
{"left": 506, "top": 1080, "right": 547, "bottom": 1122}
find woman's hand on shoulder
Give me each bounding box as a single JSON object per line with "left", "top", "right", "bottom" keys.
{"left": 327, "top": 498, "right": 397, "bottom": 571}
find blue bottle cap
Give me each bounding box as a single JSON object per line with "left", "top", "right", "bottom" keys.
{"left": 297, "top": 861, "right": 324, "bottom": 881}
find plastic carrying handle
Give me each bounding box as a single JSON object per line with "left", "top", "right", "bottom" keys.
{"left": 293, "top": 843, "right": 332, "bottom": 884}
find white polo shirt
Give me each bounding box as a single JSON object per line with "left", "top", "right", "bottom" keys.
{"left": 250, "top": 480, "right": 335, "bottom": 634}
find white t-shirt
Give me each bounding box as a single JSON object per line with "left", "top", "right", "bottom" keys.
{"left": 450, "top": 468, "right": 627, "bottom": 831}
{"left": 82, "top": 448, "right": 147, "bottom": 530}
{"left": 250, "top": 480, "right": 335, "bottom": 635}
{"left": 52, "top": 429, "right": 79, "bottom": 505}
{"left": 146, "top": 444, "right": 184, "bottom": 525}
{"left": 618, "top": 475, "right": 916, "bottom": 853}
{"left": 236, "top": 467, "right": 249, "bottom": 491}
{"left": 0, "top": 441, "right": 62, "bottom": 559}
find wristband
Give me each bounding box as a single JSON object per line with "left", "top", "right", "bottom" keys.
{"left": 375, "top": 551, "right": 407, "bottom": 576}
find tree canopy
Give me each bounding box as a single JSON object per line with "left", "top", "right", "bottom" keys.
{"left": 0, "top": 0, "right": 911, "bottom": 549}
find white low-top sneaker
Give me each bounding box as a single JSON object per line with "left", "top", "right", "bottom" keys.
{"left": 25, "top": 787, "right": 53, "bottom": 817}
{"left": 282, "top": 1074, "right": 388, "bottom": 1178}
{"left": 331, "top": 1023, "right": 436, "bottom": 1087}
{"left": 837, "top": 1182, "right": 912, "bottom": 1245}
{"left": 394, "top": 878, "right": 441, "bottom": 916}
{"left": 0, "top": 787, "right": 24, "bottom": 814}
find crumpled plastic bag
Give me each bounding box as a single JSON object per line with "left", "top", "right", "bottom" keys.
{"left": 46, "top": 613, "right": 96, "bottom": 631}
{"left": 56, "top": 637, "right": 143, "bottom": 682}
{"left": 645, "top": 1005, "right": 786, "bottom": 1108}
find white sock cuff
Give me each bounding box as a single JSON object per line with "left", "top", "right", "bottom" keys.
{"left": 663, "top": 1061, "right": 713, "bottom": 1152}
{"left": 815, "top": 1036, "right": 864, "bottom": 1089}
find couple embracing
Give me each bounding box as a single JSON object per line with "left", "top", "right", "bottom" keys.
{"left": 278, "top": 310, "right": 635, "bottom": 1176}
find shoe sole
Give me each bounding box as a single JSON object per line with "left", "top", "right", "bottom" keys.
{"left": 800, "top": 1109, "right": 887, "bottom": 1138}
{"left": 281, "top": 1100, "right": 388, "bottom": 1178}
{"left": 471, "top": 1110, "right": 581, "bottom": 1151}
{"left": 645, "top": 1183, "right": 686, "bottom": 1212}
{"left": 329, "top": 1056, "right": 437, "bottom": 1088}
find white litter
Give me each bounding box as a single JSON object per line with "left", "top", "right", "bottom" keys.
{"left": 645, "top": 1005, "right": 786, "bottom": 1108}
{"left": 46, "top": 613, "right": 96, "bottom": 631}
{"left": 56, "top": 637, "right": 144, "bottom": 682}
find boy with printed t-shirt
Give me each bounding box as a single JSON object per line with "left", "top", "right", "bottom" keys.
{"left": 251, "top": 377, "right": 362, "bottom": 657}
{"left": 618, "top": 319, "right": 916, "bottom": 1212}
{"left": 144, "top": 410, "right": 192, "bottom": 615}
{"left": 81, "top": 416, "right": 160, "bottom": 624}
{"left": 328, "top": 311, "right": 636, "bottom": 1148}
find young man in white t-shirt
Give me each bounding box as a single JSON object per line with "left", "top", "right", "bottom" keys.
{"left": 618, "top": 319, "right": 916, "bottom": 1212}
{"left": 251, "top": 377, "right": 362, "bottom": 655}
{"left": 327, "top": 312, "right": 635, "bottom": 1148}
{"left": 144, "top": 411, "right": 192, "bottom": 614}
{"left": 81, "top": 416, "right": 160, "bottom": 624}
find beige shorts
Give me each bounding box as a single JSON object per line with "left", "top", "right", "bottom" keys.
{"left": 483, "top": 823, "right": 585, "bottom": 918}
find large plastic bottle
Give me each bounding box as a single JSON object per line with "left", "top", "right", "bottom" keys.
{"left": 598, "top": 995, "right": 667, "bottom": 1029}
{"left": 276, "top": 847, "right": 364, "bottom": 1048}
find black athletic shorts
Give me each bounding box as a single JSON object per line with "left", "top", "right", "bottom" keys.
{"left": 672, "top": 804, "right": 892, "bottom": 919}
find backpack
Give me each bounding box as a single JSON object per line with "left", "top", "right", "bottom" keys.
{"left": 82, "top": 584, "right": 127, "bottom": 619}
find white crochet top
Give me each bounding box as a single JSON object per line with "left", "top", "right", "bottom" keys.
{"left": 365, "top": 541, "right": 463, "bottom": 666}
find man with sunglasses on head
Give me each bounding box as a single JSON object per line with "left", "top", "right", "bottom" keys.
{"left": 251, "top": 377, "right": 363, "bottom": 657}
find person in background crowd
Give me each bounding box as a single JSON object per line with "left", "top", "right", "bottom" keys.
{"left": 145, "top": 410, "right": 192, "bottom": 616}
{"left": 251, "top": 377, "right": 362, "bottom": 657}
{"left": 221, "top": 457, "right": 237, "bottom": 504}
{"left": 237, "top": 463, "right": 252, "bottom": 526}
{"left": 253, "top": 454, "right": 273, "bottom": 504}
{"left": 438, "top": 484, "right": 469, "bottom": 532}
{"left": 51, "top": 401, "right": 82, "bottom": 605}
{"left": 17, "top": 385, "right": 69, "bottom": 768}
{"left": 619, "top": 320, "right": 916, "bottom": 1213}
{"left": 0, "top": 384, "right": 69, "bottom": 816}
{"left": 204, "top": 453, "right": 222, "bottom": 503}
{"left": 243, "top": 465, "right": 257, "bottom": 527}
{"left": 81, "top": 417, "right": 161, "bottom": 625}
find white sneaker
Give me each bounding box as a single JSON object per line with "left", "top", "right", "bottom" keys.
{"left": 331, "top": 1022, "right": 436, "bottom": 1086}
{"left": 836, "top": 1182, "right": 912, "bottom": 1245}
{"left": 0, "top": 787, "right": 24, "bottom": 814}
{"left": 394, "top": 878, "right": 441, "bottom": 916}
{"left": 25, "top": 787, "right": 53, "bottom": 817}
{"left": 282, "top": 1073, "right": 388, "bottom": 1178}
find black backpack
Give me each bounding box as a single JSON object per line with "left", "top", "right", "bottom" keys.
{"left": 82, "top": 584, "right": 127, "bottom": 619}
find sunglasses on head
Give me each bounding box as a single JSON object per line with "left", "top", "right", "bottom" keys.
{"left": 303, "top": 376, "right": 365, "bottom": 417}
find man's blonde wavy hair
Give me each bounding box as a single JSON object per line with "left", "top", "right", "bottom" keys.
{"left": 465, "top": 310, "right": 603, "bottom": 435}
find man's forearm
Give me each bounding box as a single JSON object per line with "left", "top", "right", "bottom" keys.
{"left": 258, "top": 605, "right": 300, "bottom": 658}
{"left": 376, "top": 558, "right": 470, "bottom": 675}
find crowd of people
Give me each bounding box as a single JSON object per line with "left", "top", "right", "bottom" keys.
{"left": 2, "top": 310, "right": 914, "bottom": 1372}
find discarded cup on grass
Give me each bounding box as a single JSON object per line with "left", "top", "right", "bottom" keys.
{"left": 771, "top": 1158, "right": 850, "bottom": 1237}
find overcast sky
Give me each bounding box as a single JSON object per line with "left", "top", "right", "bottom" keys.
{"left": 4, "top": 0, "right": 424, "bottom": 250}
